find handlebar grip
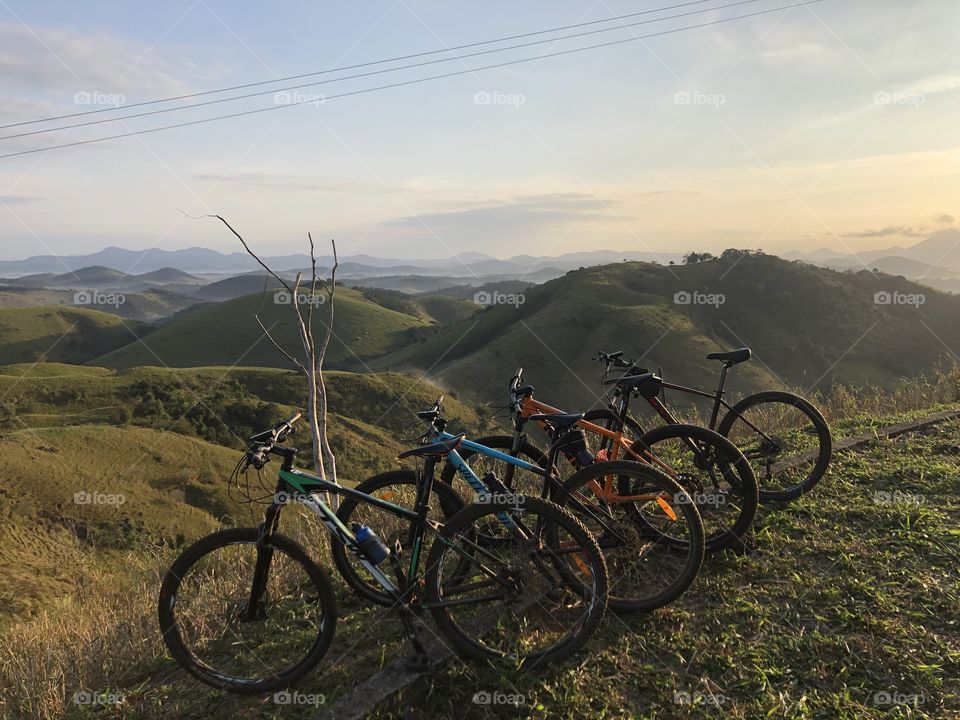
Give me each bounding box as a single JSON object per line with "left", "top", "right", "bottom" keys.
{"left": 284, "top": 411, "right": 302, "bottom": 426}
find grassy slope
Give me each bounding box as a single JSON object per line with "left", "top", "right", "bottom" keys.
{"left": 0, "top": 287, "right": 202, "bottom": 321}
{"left": 10, "top": 411, "right": 952, "bottom": 720}
{"left": 374, "top": 256, "right": 960, "bottom": 410}
{"left": 92, "top": 287, "right": 431, "bottom": 369}
{"left": 0, "top": 306, "right": 147, "bottom": 365}
{"left": 400, "top": 417, "right": 960, "bottom": 719}
{"left": 0, "top": 425, "right": 241, "bottom": 616}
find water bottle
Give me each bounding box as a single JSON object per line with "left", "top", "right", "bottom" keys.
{"left": 352, "top": 523, "right": 390, "bottom": 564}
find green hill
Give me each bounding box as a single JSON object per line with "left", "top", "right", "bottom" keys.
{"left": 0, "top": 306, "right": 147, "bottom": 365}
{"left": 0, "top": 424, "right": 242, "bottom": 615}
{"left": 373, "top": 254, "right": 960, "bottom": 410}
{"left": 92, "top": 286, "right": 432, "bottom": 369}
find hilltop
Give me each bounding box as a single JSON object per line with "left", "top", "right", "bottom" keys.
{"left": 92, "top": 286, "right": 434, "bottom": 370}
{"left": 0, "top": 306, "right": 148, "bottom": 365}
{"left": 373, "top": 253, "right": 960, "bottom": 410}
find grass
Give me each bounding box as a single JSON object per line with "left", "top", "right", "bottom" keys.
{"left": 0, "top": 306, "right": 148, "bottom": 365}
{"left": 1, "top": 409, "right": 957, "bottom": 719}
{"left": 92, "top": 287, "right": 432, "bottom": 370}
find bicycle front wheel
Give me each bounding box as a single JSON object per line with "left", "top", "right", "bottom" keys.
{"left": 633, "top": 424, "right": 758, "bottom": 553}
{"left": 424, "top": 496, "right": 608, "bottom": 669}
{"left": 158, "top": 527, "right": 337, "bottom": 694}
{"left": 717, "top": 391, "right": 832, "bottom": 503}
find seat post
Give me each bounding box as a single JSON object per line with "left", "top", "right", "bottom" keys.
{"left": 709, "top": 363, "right": 731, "bottom": 429}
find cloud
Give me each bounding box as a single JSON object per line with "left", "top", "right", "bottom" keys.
{"left": 388, "top": 193, "right": 629, "bottom": 230}
{"left": 934, "top": 213, "right": 955, "bottom": 225}
{"left": 0, "top": 195, "right": 39, "bottom": 205}
{"left": 193, "top": 172, "right": 336, "bottom": 191}
{"left": 843, "top": 225, "right": 928, "bottom": 239}
{"left": 0, "top": 21, "right": 207, "bottom": 99}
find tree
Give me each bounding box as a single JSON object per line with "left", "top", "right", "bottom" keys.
{"left": 209, "top": 215, "right": 340, "bottom": 506}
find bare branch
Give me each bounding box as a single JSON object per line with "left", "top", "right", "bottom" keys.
{"left": 204, "top": 213, "right": 293, "bottom": 294}
{"left": 254, "top": 315, "right": 305, "bottom": 373}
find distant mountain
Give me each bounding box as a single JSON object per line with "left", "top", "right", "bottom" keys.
{"left": 3, "top": 265, "right": 206, "bottom": 294}
{"left": 823, "top": 256, "right": 960, "bottom": 279}
{"left": 789, "top": 230, "right": 960, "bottom": 273}
{"left": 0, "top": 246, "right": 684, "bottom": 278}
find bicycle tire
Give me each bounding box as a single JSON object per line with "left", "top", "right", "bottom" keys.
{"left": 424, "top": 497, "right": 608, "bottom": 668}
{"left": 717, "top": 390, "right": 832, "bottom": 502}
{"left": 158, "top": 527, "right": 337, "bottom": 695}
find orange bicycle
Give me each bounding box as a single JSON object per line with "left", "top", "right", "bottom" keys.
{"left": 441, "top": 368, "right": 758, "bottom": 553}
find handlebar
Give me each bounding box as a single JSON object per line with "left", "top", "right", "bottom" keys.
{"left": 246, "top": 411, "right": 302, "bottom": 467}
{"left": 596, "top": 350, "right": 629, "bottom": 367}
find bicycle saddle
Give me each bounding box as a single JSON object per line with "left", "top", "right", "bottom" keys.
{"left": 397, "top": 433, "right": 465, "bottom": 459}
{"left": 528, "top": 412, "right": 584, "bottom": 428}
{"left": 706, "top": 347, "right": 751, "bottom": 364}
{"left": 603, "top": 371, "right": 662, "bottom": 398}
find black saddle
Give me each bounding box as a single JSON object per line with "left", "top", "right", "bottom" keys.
{"left": 398, "top": 433, "right": 465, "bottom": 460}
{"left": 602, "top": 371, "right": 662, "bottom": 398}
{"left": 528, "top": 412, "right": 584, "bottom": 429}
{"left": 706, "top": 348, "right": 751, "bottom": 365}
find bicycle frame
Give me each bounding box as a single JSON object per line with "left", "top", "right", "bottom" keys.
{"left": 517, "top": 395, "right": 675, "bottom": 502}
{"left": 248, "top": 449, "right": 513, "bottom": 617}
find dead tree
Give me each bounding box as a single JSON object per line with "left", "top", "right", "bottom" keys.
{"left": 211, "top": 215, "right": 339, "bottom": 505}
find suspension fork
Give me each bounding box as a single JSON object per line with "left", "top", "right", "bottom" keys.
{"left": 243, "top": 468, "right": 290, "bottom": 621}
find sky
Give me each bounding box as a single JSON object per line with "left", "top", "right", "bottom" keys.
{"left": 0, "top": 0, "right": 958, "bottom": 261}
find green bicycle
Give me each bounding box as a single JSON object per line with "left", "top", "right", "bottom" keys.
{"left": 158, "top": 412, "right": 609, "bottom": 694}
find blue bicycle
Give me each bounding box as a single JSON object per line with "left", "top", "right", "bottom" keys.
{"left": 332, "top": 398, "right": 705, "bottom": 614}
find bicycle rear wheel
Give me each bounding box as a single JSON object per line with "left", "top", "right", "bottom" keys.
{"left": 717, "top": 391, "right": 832, "bottom": 503}
{"left": 424, "top": 496, "right": 607, "bottom": 669}
{"left": 158, "top": 527, "right": 337, "bottom": 694}
{"left": 555, "top": 460, "right": 704, "bottom": 612}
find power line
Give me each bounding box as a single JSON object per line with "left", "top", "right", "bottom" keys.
{"left": 1, "top": 0, "right": 767, "bottom": 142}
{"left": 0, "top": 0, "right": 826, "bottom": 161}
{"left": 0, "top": 0, "right": 733, "bottom": 131}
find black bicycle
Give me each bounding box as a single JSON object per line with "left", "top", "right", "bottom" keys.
{"left": 594, "top": 349, "right": 833, "bottom": 502}
{"left": 158, "top": 412, "right": 609, "bottom": 694}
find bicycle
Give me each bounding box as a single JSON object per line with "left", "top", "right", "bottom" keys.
{"left": 442, "top": 369, "right": 758, "bottom": 554}
{"left": 592, "top": 349, "right": 833, "bottom": 502}
{"left": 158, "top": 412, "right": 609, "bottom": 694}
{"left": 333, "top": 398, "right": 705, "bottom": 614}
